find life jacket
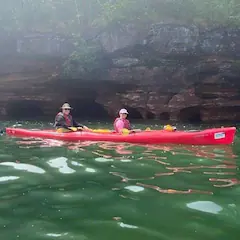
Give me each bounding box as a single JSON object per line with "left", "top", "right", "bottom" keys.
{"left": 113, "top": 117, "right": 131, "bottom": 132}
{"left": 55, "top": 112, "right": 73, "bottom": 127}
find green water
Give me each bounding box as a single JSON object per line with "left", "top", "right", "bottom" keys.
{"left": 0, "top": 121, "right": 239, "bottom": 240}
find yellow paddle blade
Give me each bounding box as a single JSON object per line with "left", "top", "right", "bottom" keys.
{"left": 91, "top": 129, "right": 112, "bottom": 133}
{"left": 122, "top": 128, "right": 130, "bottom": 135}
{"left": 68, "top": 127, "right": 78, "bottom": 132}
{"left": 56, "top": 128, "right": 71, "bottom": 133}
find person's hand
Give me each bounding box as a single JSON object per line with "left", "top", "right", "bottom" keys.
{"left": 83, "top": 126, "right": 90, "bottom": 131}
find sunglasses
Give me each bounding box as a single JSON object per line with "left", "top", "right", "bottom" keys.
{"left": 63, "top": 108, "right": 71, "bottom": 110}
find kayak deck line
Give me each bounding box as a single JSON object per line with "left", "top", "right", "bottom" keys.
{"left": 5, "top": 127, "right": 236, "bottom": 145}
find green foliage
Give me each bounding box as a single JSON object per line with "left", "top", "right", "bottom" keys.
{"left": 1, "top": 0, "right": 239, "bottom": 34}
{"left": 63, "top": 40, "right": 111, "bottom": 79}
{"left": 1, "top": 0, "right": 239, "bottom": 78}
{"left": 95, "top": 0, "right": 240, "bottom": 27}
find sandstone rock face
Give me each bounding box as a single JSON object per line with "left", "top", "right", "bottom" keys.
{"left": 0, "top": 25, "right": 240, "bottom": 122}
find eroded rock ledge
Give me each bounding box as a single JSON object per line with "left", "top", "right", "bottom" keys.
{"left": 0, "top": 24, "right": 240, "bottom": 122}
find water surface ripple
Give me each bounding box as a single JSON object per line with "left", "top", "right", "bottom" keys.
{"left": 0, "top": 122, "right": 239, "bottom": 239}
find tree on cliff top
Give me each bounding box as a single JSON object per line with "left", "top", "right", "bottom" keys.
{"left": 1, "top": 0, "right": 239, "bottom": 78}
{"left": 1, "top": 0, "right": 239, "bottom": 35}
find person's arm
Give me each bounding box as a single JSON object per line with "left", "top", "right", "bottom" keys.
{"left": 130, "top": 124, "right": 142, "bottom": 132}
{"left": 54, "top": 114, "right": 69, "bottom": 129}
{"left": 72, "top": 119, "right": 89, "bottom": 130}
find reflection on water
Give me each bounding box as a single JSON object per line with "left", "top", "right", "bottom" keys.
{"left": 12, "top": 138, "right": 239, "bottom": 193}
{"left": 0, "top": 125, "right": 239, "bottom": 239}
{"left": 186, "top": 201, "right": 223, "bottom": 214}
{"left": 47, "top": 157, "right": 76, "bottom": 174}
{"left": 0, "top": 162, "right": 46, "bottom": 174}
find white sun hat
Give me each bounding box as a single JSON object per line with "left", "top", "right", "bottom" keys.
{"left": 119, "top": 108, "right": 128, "bottom": 114}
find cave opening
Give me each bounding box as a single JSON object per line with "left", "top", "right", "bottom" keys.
{"left": 146, "top": 111, "right": 155, "bottom": 119}
{"left": 6, "top": 100, "right": 44, "bottom": 119}
{"left": 178, "top": 107, "right": 202, "bottom": 123}
{"left": 159, "top": 112, "right": 170, "bottom": 121}
{"left": 123, "top": 107, "right": 143, "bottom": 119}
{"left": 67, "top": 99, "right": 109, "bottom": 120}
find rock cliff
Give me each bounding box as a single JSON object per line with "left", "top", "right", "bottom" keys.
{"left": 0, "top": 24, "right": 240, "bottom": 122}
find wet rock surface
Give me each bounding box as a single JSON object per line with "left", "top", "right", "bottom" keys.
{"left": 0, "top": 24, "right": 239, "bottom": 122}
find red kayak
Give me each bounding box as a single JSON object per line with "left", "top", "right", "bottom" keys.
{"left": 5, "top": 127, "right": 236, "bottom": 145}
